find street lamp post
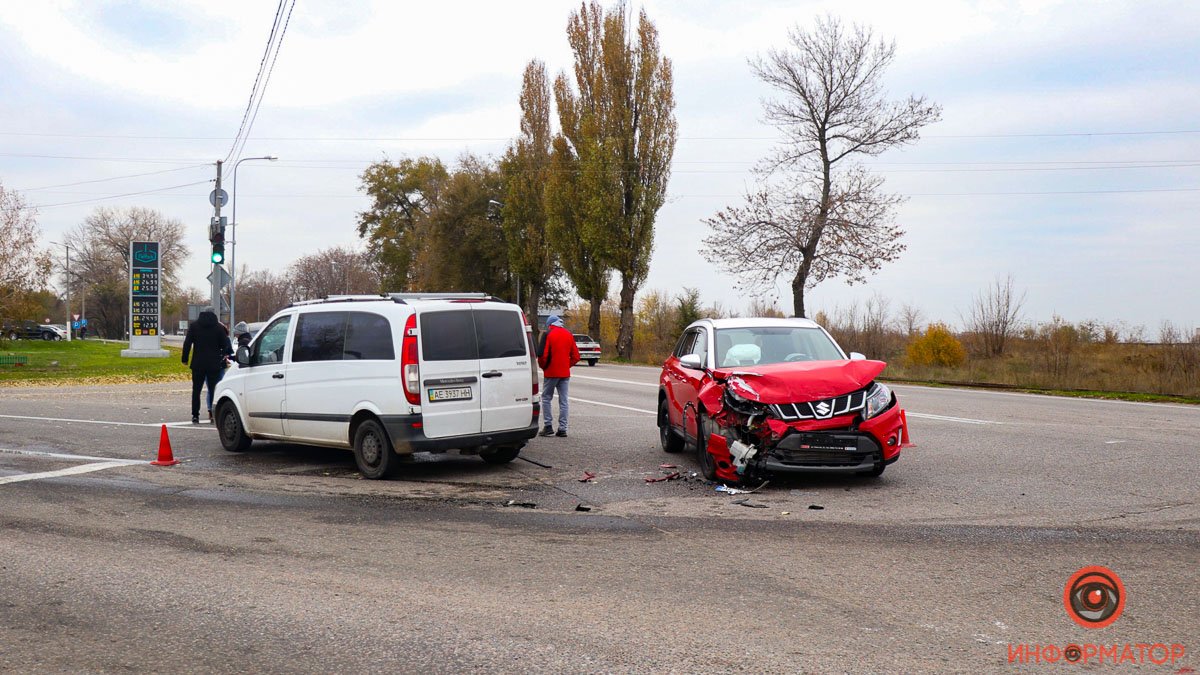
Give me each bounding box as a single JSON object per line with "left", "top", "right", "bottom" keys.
{"left": 229, "top": 155, "right": 278, "bottom": 327}
{"left": 50, "top": 241, "right": 75, "bottom": 341}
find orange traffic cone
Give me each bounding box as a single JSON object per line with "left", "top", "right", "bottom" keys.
{"left": 151, "top": 424, "right": 180, "bottom": 466}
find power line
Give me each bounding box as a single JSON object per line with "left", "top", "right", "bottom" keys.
{"left": 224, "top": 0, "right": 288, "bottom": 164}
{"left": 18, "top": 164, "right": 210, "bottom": 191}
{"left": 230, "top": 0, "right": 296, "bottom": 164}
{"left": 26, "top": 180, "right": 211, "bottom": 210}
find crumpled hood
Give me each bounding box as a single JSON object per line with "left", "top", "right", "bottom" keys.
{"left": 714, "top": 360, "right": 887, "bottom": 403}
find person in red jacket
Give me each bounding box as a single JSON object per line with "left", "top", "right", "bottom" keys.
{"left": 537, "top": 314, "right": 580, "bottom": 437}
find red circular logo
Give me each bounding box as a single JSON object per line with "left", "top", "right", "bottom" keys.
{"left": 1064, "top": 566, "right": 1125, "bottom": 629}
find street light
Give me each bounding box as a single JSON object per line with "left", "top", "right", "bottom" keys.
{"left": 49, "top": 241, "right": 76, "bottom": 342}
{"left": 229, "top": 154, "right": 277, "bottom": 327}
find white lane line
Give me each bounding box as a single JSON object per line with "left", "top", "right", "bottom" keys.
{"left": 0, "top": 448, "right": 148, "bottom": 464}
{"left": 572, "top": 397, "right": 657, "bottom": 415}
{"left": 907, "top": 412, "right": 1000, "bottom": 425}
{"left": 0, "top": 413, "right": 210, "bottom": 429}
{"left": 0, "top": 461, "right": 141, "bottom": 485}
{"left": 571, "top": 375, "right": 658, "bottom": 388}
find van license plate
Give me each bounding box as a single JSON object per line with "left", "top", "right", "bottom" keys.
{"left": 428, "top": 387, "right": 472, "bottom": 402}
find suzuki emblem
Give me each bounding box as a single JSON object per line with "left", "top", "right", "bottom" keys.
{"left": 814, "top": 401, "right": 832, "bottom": 418}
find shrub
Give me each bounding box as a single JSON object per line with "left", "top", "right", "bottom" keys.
{"left": 906, "top": 323, "right": 966, "bottom": 368}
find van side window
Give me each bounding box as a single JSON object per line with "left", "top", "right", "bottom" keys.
{"left": 474, "top": 310, "right": 526, "bottom": 359}
{"left": 293, "top": 312, "right": 347, "bottom": 363}
{"left": 420, "top": 311, "right": 478, "bottom": 361}
{"left": 250, "top": 315, "right": 292, "bottom": 365}
{"left": 344, "top": 312, "right": 394, "bottom": 360}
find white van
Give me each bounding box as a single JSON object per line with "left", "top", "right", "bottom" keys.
{"left": 212, "top": 293, "right": 540, "bottom": 479}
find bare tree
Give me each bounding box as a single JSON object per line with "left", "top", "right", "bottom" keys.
{"left": 234, "top": 267, "right": 294, "bottom": 322}
{"left": 288, "top": 246, "right": 380, "bottom": 301}
{"left": 899, "top": 302, "right": 924, "bottom": 336}
{"left": 964, "top": 274, "right": 1026, "bottom": 357}
{"left": 703, "top": 17, "right": 940, "bottom": 317}
{"left": 0, "top": 182, "right": 52, "bottom": 319}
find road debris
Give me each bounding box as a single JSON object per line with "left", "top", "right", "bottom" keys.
{"left": 578, "top": 471, "right": 597, "bottom": 483}
{"left": 808, "top": 504, "right": 824, "bottom": 510}
{"left": 780, "top": 511, "right": 790, "bottom": 515}
{"left": 575, "top": 504, "right": 592, "bottom": 512}
{"left": 503, "top": 500, "right": 537, "bottom": 509}
{"left": 645, "top": 472, "right": 681, "bottom": 483}
{"left": 659, "top": 464, "right": 678, "bottom": 469}
{"left": 517, "top": 456, "right": 552, "bottom": 469}
{"left": 731, "top": 498, "right": 769, "bottom": 508}
{"left": 715, "top": 485, "right": 752, "bottom": 495}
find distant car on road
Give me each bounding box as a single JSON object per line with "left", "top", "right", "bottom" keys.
{"left": 573, "top": 334, "right": 600, "bottom": 366}
{"left": 41, "top": 324, "right": 68, "bottom": 341}
{"left": 2, "top": 319, "right": 63, "bottom": 341}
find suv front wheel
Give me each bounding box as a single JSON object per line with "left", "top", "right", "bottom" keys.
{"left": 353, "top": 418, "right": 400, "bottom": 479}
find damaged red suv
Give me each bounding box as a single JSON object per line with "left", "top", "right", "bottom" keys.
{"left": 658, "top": 318, "right": 911, "bottom": 483}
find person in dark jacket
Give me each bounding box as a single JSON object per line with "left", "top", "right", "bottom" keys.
{"left": 537, "top": 314, "right": 580, "bottom": 437}
{"left": 182, "top": 308, "right": 233, "bottom": 424}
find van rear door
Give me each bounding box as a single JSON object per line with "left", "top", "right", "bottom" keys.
{"left": 416, "top": 309, "right": 482, "bottom": 439}
{"left": 473, "top": 307, "right": 535, "bottom": 433}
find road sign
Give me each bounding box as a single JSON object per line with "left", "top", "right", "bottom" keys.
{"left": 209, "top": 189, "right": 229, "bottom": 208}
{"left": 73, "top": 313, "right": 80, "bottom": 321}
{"left": 206, "top": 265, "right": 232, "bottom": 290}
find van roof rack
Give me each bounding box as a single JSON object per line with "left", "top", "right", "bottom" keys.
{"left": 286, "top": 294, "right": 389, "bottom": 308}
{"left": 387, "top": 292, "right": 500, "bottom": 304}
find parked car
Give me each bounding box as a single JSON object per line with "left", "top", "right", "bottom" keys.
{"left": 212, "top": 293, "right": 540, "bottom": 479}
{"left": 2, "top": 319, "right": 62, "bottom": 341}
{"left": 573, "top": 334, "right": 601, "bottom": 366}
{"left": 40, "top": 324, "right": 68, "bottom": 341}
{"left": 658, "top": 317, "right": 911, "bottom": 483}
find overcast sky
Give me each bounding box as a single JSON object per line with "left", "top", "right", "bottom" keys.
{"left": 2, "top": 0, "right": 1197, "bottom": 335}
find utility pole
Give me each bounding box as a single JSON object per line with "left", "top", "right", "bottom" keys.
{"left": 210, "top": 160, "right": 223, "bottom": 316}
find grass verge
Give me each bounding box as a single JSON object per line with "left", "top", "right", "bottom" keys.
{"left": 0, "top": 339, "right": 190, "bottom": 387}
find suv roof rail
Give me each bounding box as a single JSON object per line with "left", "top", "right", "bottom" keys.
{"left": 286, "top": 294, "right": 389, "bottom": 308}
{"left": 387, "top": 292, "right": 500, "bottom": 303}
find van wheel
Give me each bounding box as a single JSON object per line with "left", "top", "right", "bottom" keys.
{"left": 481, "top": 445, "right": 521, "bottom": 464}
{"left": 216, "top": 402, "right": 252, "bottom": 452}
{"left": 658, "top": 399, "right": 684, "bottom": 453}
{"left": 353, "top": 419, "right": 400, "bottom": 479}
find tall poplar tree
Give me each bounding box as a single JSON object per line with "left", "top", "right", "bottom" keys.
{"left": 551, "top": 1, "right": 677, "bottom": 359}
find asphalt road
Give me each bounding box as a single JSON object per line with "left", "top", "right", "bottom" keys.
{"left": 1, "top": 364, "right": 1197, "bottom": 673}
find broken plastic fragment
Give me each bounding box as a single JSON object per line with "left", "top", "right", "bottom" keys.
{"left": 715, "top": 485, "right": 752, "bottom": 495}
{"left": 578, "top": 471, "right": 596, "bottom": 483}
{"left": 731, "top": 498, "right": 768, "bottom": 508}
{"left": 659, "top": 464, "right": 677, "bottom": 469}
{"left": 727, "top": 439, "right": 758, "bottom": 474}
{"left": 645, "top": 472, "right": 681, "bottom": 483}
{"left": 808, "top": 504, "right": 824, "bottom": 510}
{"left": 504, "top": 500, "right": 537, "bottom": 508}
{"left": 575, "top": 504, "right": 592, "bottom": 512}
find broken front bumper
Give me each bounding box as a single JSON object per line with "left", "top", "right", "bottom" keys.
{"left": 761, "top": 431, "right": 886, "bottom": 473}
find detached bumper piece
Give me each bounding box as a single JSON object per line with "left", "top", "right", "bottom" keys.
{"left": 761, "top": 431, "right": 882, "bottom": 473}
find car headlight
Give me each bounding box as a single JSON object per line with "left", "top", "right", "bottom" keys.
{"left": 862, "top": 383, "right": 892, "bottom": 420}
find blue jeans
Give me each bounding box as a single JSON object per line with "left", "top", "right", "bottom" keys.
{"left": 541, "top": 377, "right": 570, "bottom": 432}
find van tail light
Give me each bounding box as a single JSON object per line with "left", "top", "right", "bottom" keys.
{"left": 401, "top": 313, "right": 420, "bottom": 405}
{"left": 522, "top": 310, "right": 538, "bottom": 396}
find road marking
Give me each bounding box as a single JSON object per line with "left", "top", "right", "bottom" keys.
{"left": 571, "top": 375, "right": 658, "bottom": 388}
{"left": 0, "top": 448, "right": 148, "bottom": 464}
{"left": 0, "top": 461, "right": 144, "bottom": 485}
{"left": 907, "top": 412, "right": 1000, "bottom": 425}
{"left": 0, "top": 413, "right": 211, "bottom": 429}
{"left": 572, "top": 397, "right": 657, "bottom": 415}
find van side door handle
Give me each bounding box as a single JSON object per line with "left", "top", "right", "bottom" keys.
{"left": 482, "top": 371, "right": 503, "bottom": 378}
{"left": 272, "top": 372, "right": 284, "bottom": 379}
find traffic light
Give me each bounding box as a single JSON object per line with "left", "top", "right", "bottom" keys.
{"left": 211, "top": 233, "right": 225, "bottom": 264}
{"left": 209, "top": 216, "right": 227, "bottom": 264}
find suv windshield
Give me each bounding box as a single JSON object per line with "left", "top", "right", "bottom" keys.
{"left": 714, "top": 326, "right": 845, "bottom": 367}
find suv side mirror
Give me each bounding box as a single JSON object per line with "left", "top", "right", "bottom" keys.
{"left": 849, "top": 352, "right": 866, "bottom": 361}
{"left": 679, "top": 353, "right": 704, "bottom": 370}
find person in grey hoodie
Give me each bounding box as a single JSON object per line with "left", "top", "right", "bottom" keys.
{"left": 181, "top": 308, "right": 232, "bottom": 424}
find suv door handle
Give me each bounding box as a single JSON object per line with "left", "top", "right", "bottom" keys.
{"left": 272, "top": 372, "right": 284, "bottom": 379}
{"left": 482, "top": 371, "right": 503, "bottom": 378}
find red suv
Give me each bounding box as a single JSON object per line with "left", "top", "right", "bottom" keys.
{"left": 658, "top": 318, "right": 911, "bottom": 482}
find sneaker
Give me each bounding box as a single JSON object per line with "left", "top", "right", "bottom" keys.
{"left": 555, "top": 429, "right": 567, "bottom": 437}
{"left": 192, "top": 415, "right": 200, "bottom": 424}
{"left": 539, "top": 426, "right": 554, "bottom": 437}
{"left": 207, "top": 410, "right": 213, "bottom": 423}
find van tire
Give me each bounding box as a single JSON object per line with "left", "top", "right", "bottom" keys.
{"left": 353, "top": 418, "right": 400, "bottom": 479}
{"left": 216, "top": 401, "right": 252, "bottom": 452}
{"left": 480, "top": 445, "right": 521, "bottom": 464}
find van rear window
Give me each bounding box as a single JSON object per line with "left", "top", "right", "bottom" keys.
{"left": 420, "top": 311, "right": 478, "bottom": 361}
{"left": 474, "top": 310, "right": 526, "bottom": 359}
